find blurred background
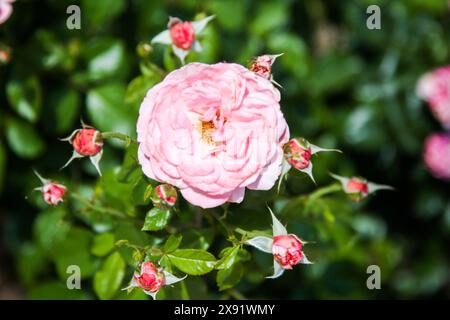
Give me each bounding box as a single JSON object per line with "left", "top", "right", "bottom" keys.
{"left": 0, "top": 0, "right": 449, "bottom": 299}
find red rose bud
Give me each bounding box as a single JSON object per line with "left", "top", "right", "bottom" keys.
{"left": 272, "top": 235, "right": 303, "bottom": 269}
{"left": 72, "top": 129, "right": 103, "bottom": 156}
{"left": 250, "top": 54, "right": 282, "bottom": 79}
{"left": 330, "top": 173, "right": 393, "bottom": 202}
{"left": 169, "top": 20, "right": 195, "bottom": 50}
{"left": 152, "top": 184, "right": 177, "bottom": 207}
{"left": 61, "top": 125, "right": 104, "bottom": 175}
{"left": 284, "top": 138, "right": 311, "bottom": 170}
{"left": 134, "top": 262, "right": 165, "bottom": 293}
{"left": 346, "top": 177, "right": 369, "bottom": 201}
{"left": 33, "top": 171, "right": 66, "bottom": 206}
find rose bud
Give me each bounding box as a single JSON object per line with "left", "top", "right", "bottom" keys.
{"left": 330, "top": 173, "right": 393, "bottom": 202}
{"left": 417, "top": 66, "right": 450, "bottom": 129}
{"left": 169, "top": 19, "right": 195, "bottom": 50}
{"left": 245, "top": 208, "right": 311, "bottom": 279}
{"left": 123, "top": 261, "right": 186, "bottom": 300}
{"left": 249, "top": 54, "right": 283, "bottom": 86}
{"left": 61, "top": 123, "right": 104, "bottom": 176}
{"left": 272, "top": 234, "right": 303, "bottom": 270}
{"left": 282, "top": 137, "right": 341, "bottom": 184}
{"left": 151, "top": 184, "right": 177, "bottom": 207}
{"left": 423, "top": 133, "right": 450, "bottom": 180}
{"left": 151, "top": 15, "right": 215, "bottom": 64}
{"left": 33, "top": 171, "right": 67, "bottom": 206}
{"left": 0, "top": 44, "right": 11, "bottom": 65}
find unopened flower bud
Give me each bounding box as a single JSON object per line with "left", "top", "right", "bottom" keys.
{"left": 346, "top": 177, "right": 369, "bottom": 202}
{"left": 152, "top": 184, "right": 177, "bottom": 207}
{"left": 272, "top": 235, "right": 303, "bottom": 270}
{"left": 134, "top": 262, "right": 165, "bottom": 293}
{"left": 169, "top": 19, "right": 195, "bottom": 50}
{"left": 34, "top": 171, "right": 66, "bottom": 206}
{"left": 284, "top": 138, "right": 311, "bottom": 170}
{"left": 72, "top": 129, "right": 103, "bottom": 156}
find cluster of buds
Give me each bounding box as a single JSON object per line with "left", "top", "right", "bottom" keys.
{"left": 151, "top": 15, "right": 215, "bottom": 64}
{"left": 61, "top": 122, "right": 104, "bottom": 175}
{"left": 282, "top": 137, "right": 341, "bottom": 185}
{"left": 330, "top": 173, "right": 393, "bottom": 202}
{"left": 123, "top": 261, "right": 186, "bottom": 299}
{"left": 33, "top": 171, "right": 67, "bottom": 206}
{"left": 245, "top": 208, "right": 311, "bottom": 279}
{"left": 0, "top": 0, "right": 14, "bottom": 25}
{"left": 249, "top": 54, "right": 283, "bottom": 87}
{"left": 151, "top": 184, "right": 178, "bottom": 208}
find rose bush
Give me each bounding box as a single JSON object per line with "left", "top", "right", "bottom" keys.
{"left": 1, "top": 0, "right": 449, "bottom": 300}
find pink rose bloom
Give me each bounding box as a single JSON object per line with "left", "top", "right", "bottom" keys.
{"left": 423, "top": 133, "right": 450, "bottom": 180}
{"left": 137, "top": 62, "right": 289, "bottom": 208}
{"left": 0, "top": 0, "right": 14, "bottom": 25}
{"left": 272, "top": 235, "right": 303, "bottom": 269}
{"left": 417, "top": 66, "right": 450, "bottom": 128}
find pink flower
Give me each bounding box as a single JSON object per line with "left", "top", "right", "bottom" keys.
{"left": 123, "top": 261, "right": 185, "bottom": 300}
{"left": 417, "top": 66, "right": 450, "bottom": 129}
{"left": 169, "top": 20, "right": 195, "bottom": 50}
{"left": 152, "top": 15, "right": 215, "bottom": 64}
{"left": 330, "top": 173, "right": 393, "bottom": 202}
{"left": 61, "top": 124, "right": 104, "bottom": 175}
{"left": 152, "top": 184, "right": 177, "bottom": 207}
{"left": 272, "top": 235, "right": 303, "bottom": 269}
{"left": 33, "top": 171, "right": 67, "bottom": 206}
{"left": 423, "top": 133, "right": 450, "bottom": 180}
{"left": 245, "top": 208, "right": 311, "bottom": 279}
{"left": 137, "top": 62, "right": 289, "bottom": 209}
{"left": 0, "top": 0, "right": 14, "bottom": 25}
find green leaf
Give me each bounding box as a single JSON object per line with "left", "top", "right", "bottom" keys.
{"left": 48, "top": 89, "right": 80, "bottom": 134}
{"left": 167, "top": 249, "right": 216, "bottom": 275}
{"left": 215, "top": 246, "right": 240, "bottom": 270}
{"left": 84, "top": 39, "right": 128, "bottom": 81}
{"left": 51, "top": 228, "right": 97, "bottom": 280}
{"left": 142, "top": 207, "right": 171, "bottom": 231}
{"left": 117, "top": 142, "right": 141, "bottom": 183}
{"left": 91, "top": 233, "right": 115, "bottom": 257}
{"left": 94, "top": 251, "right": 126, "bottom": 300}
{"left": 217, "top": 263, "right": 244, "bottom": 291}
{"left": 6, "top": 76, "right": 42, "bottom": 123}
{"left": 81, "top": 0, "right": 126, "bottom": 29}
{"left": 17, "top": 243, "right": 48, "bottom": 287}
{"left": 180, "top": 228, "right": 214, "bottom": 250}
{"left": 125, "top": 74, "right": 160, "bottom": 105}
{"left": 33, "top": 207, "right": 70, "bottom": 253}
{"left": 6, "top": 118, "right": 45, "bottom": 159}
{"left": 163, "top": 234, "right": 182, "bottom": 253}
{"left": 86, "top": 83, "right": 135, "bottom": 137}
{"left": 131, "top": 177, "right": 151, "bottom": 206}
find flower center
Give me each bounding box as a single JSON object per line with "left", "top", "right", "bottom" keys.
{"left": 200, "top": 120, "right": 217, "bottom": 145}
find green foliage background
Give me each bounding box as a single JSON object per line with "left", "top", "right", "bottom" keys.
{"left": 0, "top": 0, "right": 449, "bottom": 299}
